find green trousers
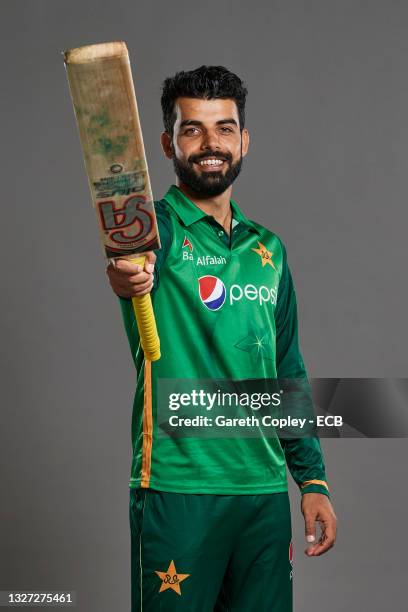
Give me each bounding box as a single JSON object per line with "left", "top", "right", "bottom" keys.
{"left": 130, "top": 488, "right": 293, "bottom": 611}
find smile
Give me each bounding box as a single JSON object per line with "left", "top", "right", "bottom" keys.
{"left": 198, "top": 158, "right": 225, "bottom": 167}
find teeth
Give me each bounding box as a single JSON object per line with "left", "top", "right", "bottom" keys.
{"left": 199, "top": 159, "right": 224, "bottom": 166}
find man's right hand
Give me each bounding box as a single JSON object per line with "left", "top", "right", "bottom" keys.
{"left": 106, "top": 251, "right": 156, "bottom": 299}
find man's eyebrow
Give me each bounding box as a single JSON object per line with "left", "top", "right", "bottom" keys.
{"left": 216, "top": 118, "right": 238, "bottom": 126}
{"left": 179, "top": 118, "right": 239, "bottom": 128}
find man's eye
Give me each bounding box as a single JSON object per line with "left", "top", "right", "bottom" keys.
{"left": 220, "top": 127, "right": 233, "bottom": 133}
{"left": 184, "top": 127, "right": 199, "bottom": 135}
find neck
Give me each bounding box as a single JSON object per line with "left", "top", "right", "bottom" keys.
{"left": 176, "top": 180, "right": 233, "bottom": 233}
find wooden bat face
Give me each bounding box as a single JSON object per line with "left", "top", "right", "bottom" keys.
{"left": 64, "top": 42, "right": 161, "bottom": 258}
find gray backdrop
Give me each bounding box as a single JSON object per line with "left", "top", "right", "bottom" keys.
{"left": 1, "top": 1, "right": 407, "bottom": 610}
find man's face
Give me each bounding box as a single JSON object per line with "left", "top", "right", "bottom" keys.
{"left": 162, "top": 97, "right": 249, "bottom": 197}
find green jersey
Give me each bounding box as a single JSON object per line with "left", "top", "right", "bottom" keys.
{"left": 119, "top": 185, "right": 329, "bottom": 497}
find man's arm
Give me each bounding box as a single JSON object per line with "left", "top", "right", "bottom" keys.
{"left": 275, "top": 241, "right": 337, "bottom": 556}
{"left": 106, "top": 201, "right": 173, "bottom": 366}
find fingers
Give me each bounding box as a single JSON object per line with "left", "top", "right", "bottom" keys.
{"left": 106, "top": 253, "right": 155, "bottom": 298}
{"left": 129, "top": 277, "right": 154, "bottom": 296}
{"left": 301, "top": 494, "right": 337, "bottom": 557}
{"left": 110, "top": 258, "right": 144, "bottom": 275}
{"left": 113, "top": 275, "right": 154, "bottom": 297}
{"left": 144, "top": 251, "right": 157, "bottom": 274}
{"left": 306, "top": 514, "right": 337, "bottom": 556}
{"left": 304, "top": 512, "right": 317, "bottom": 547}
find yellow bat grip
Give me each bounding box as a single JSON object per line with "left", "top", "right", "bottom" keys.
{"left": 130, "top": 255, "right": 161, "bottom": 361}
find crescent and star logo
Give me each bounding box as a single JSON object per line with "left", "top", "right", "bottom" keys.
{"left": 155, "top": 560, "right": 190, "bottom": 595}
{"left": 251, "top": 241, "right": 276, "bottom": 269}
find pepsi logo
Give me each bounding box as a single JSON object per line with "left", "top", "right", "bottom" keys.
{"left": 198, "top": 276, "right": 226, "bottom": 311}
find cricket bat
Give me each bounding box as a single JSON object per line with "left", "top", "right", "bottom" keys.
{"left": 63, "top": 41, "right": 161, "bottom": 361}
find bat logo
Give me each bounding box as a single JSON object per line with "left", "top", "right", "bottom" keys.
{"left": 110, "top": 163, "right": 124, "bottom": 174}
{"left": 98, "top": 195, "right": 153, "bottom": 245}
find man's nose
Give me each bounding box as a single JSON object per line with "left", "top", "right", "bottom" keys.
{"left": 200, "top": 129, "right": 221, "bottom": 150}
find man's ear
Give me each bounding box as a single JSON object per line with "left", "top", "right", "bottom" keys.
{"left": 161, "top": 131, "right": 173, "bottom": 159}
{"left": 241, "top": 128, "right": 250, "bottom": 158}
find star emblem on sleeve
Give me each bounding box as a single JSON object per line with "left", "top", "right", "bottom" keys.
{"left": 251, "top": 241, "right": 276, "bottom": 269}
{"left": 155, "top": 560, "right": 190, "bottom": 595}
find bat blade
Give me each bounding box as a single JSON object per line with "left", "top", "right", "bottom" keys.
{"left": 64, "top": 41, "right": 160, "bottom": 258}
{"left": 64, "top": 41, "right": 161, "bottom": 361}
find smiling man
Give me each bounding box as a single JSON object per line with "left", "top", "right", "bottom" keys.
{"left": 167, "top": 97, "right": 246, "bottom": 198}
{"left": 106, "top": 66, "right": 337, "bottom": 611}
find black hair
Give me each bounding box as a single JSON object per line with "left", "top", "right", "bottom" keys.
{"left": 161, "top": 65, "right": 248, "bottom": 137}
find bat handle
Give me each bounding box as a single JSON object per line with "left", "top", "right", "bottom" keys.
{"left": 130, "top": 255, "right": 161, "bottom": 362}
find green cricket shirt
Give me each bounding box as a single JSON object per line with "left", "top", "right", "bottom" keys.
{"left": 119, "top": 185, "right": 329, "bottom": 497}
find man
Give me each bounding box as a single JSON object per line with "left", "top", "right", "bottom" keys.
{"left": 107, "top": 66, "right": 337, "bottom": 611}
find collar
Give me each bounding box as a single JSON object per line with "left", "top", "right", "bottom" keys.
{"left": 163, "top": 184, "right": 261, "bottom": 234}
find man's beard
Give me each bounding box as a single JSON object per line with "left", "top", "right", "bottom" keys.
{"left": 172, "top": 149, "right": 243, "bottom": 197}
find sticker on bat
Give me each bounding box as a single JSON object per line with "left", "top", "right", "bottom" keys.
{"left": 98, "top": 194, "right": 157, "bottom": 254}
{"left": 110, "top": 163, "right": 124, "bottom": 174}
{"left": 93, "top": 170, "right": 146, "bottom": 198}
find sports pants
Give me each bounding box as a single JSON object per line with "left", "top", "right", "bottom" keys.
{"left": 129, "top": 488, "right": 293, "bottom": 611}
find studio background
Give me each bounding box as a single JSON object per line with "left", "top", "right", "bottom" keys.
{"left": 1, "top": 1, "right": 407, "bottom": 610}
